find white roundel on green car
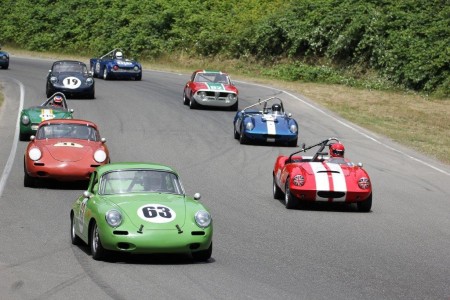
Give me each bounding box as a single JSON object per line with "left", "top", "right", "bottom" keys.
{"left": 137, "top": 204, "right": 176, "bottom": 223}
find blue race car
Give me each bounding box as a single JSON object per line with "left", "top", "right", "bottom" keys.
{"left": 233, "top": 97, "right": 299, "bottom": 146}
{"left": 90, "top": 48, "right": 142, "bottom": 81}
{"left": 0, "top": 45, "right": 9, "bottom": 69}
{"left": 46, "top": 60, "right": 95, "bottom": 99}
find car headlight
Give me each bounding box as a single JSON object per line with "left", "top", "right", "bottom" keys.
{"left": 94, "top": 150, "right": 107, "bottom": 163}
{"left": 198, "top": 91, "right": 207, "bottom": 100}
{"left": 293, "top": 175, "right": 305, "bottom": 186}
{"left": 227, "top": 94, "right": 237, "bottom": 101}
{"left": 134, "top": 66, "right": 140, "bottom": 71}
{"left": 245, "top": 121, "right": 254, "bottom": 131}
{"left": 195, "top": 211, "right": 211, "bottom": 228}
{"left": 290, "top": 124, "right": 298, "bottom": 133}
{"left": 358, "top": 178, "right": 371, "bottom": 189}
{"left": 21, "top": 115, "right": 30, "bottom": 125}
{"left": 29, "top": 148, "right": 42, "bottom": 161}
{"left": 50, "top": 76, "right": 58, "bottom": 84}
{"left": 105, "top": 210, "right": 122, "bottom": 227}
{"left": 86, "top": 77, "right": 93, "bottom": 85}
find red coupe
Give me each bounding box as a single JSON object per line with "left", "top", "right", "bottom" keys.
{"left": 272, "top": 138, "right": 372, "bottom": 211}
{"left": 183, "top": 70, "right": 239, "bottom": 110}
{"left": 24, "top": 119, "right": 110, "bottom": 187}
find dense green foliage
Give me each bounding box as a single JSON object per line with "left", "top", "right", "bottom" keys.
{"left": 0, "top": 0, "right": 448, "bottom": 96}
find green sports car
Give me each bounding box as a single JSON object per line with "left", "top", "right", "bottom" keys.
{"left": 19, "top": 92, "right": 74, "bottom": 141}
{"left": 70, "top": 162, "right": 213, "bottom": 262}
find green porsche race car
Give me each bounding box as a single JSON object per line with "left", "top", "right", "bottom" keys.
{"left": 70, "top": 162, "right": 213, "bottom": 262}
{"left": 19, "top": 92, "right": 74, "bottom": 141}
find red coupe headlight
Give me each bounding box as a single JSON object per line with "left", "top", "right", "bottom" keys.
{"left": 293, "top": 175, "right": 305, "bottom": 186}
{"left": 358, "top": 177, "right": 370, "bottom": 189}
{"left": 29, "top": 148, "right": 42, "bottom": 161}
{"left": 94, "top": 150, "right": 107, "bottom": 163}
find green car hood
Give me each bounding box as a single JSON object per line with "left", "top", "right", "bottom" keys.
{"left": 102, "top": 193, "right": 187, "bottom": 231}
{"left": 23, "top": 106, "right": 72, "bottom": 123}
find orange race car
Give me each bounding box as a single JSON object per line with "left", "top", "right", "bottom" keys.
{"left": 24, "top": 119, "right": 110, "bottom": 187}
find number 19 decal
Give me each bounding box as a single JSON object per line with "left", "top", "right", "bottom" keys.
{"left": 137, "top": 204, "right": 176, "bottom": 223}
{"left": 62, "top": 76, "right": 82, "bottom": 89}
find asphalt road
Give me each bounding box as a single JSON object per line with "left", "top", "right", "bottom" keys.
{"left": 0, "top": 56, "right": 449, "bottom": 300}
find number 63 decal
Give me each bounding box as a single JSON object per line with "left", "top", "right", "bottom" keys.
{"left": 137, "top": 204, "right": 176, "bottom": 223}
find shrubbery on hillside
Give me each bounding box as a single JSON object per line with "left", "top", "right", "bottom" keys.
{"left": 0, "top": 0, "right": 448, "bottom": 96}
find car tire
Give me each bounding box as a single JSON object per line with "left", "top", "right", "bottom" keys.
{"left": 183, "top": 91, "right": 189, "bottom": 105}
{"left": 71, "top": 214, "right": 82, "bottom": 245}
{"left": 284, "top": 178, "right": 299, "bottom": 209}
{"left": 46, "top": 85, "right": 52, "bottom": 98}
{"left": 91, "top": 64, "right": 97, "bottom": 78}
{"left": 189, "top": 97, "right": 198, "bottom": 109}
{"left": 192, "top": 242, "right": 212, "bottom": 262}
{"left": 90, "top": 222, "right": 107, "bottom": 260}
{"left": 229, "top": 100, "right": 238, "bottom": 111}
{"left": 19, "top": 133, "right": 28, "bottom": 141}
{"left": 135, "top": 73, "right": 142, "bottom": 81}
{"left": 103, "top": 67, "right": 109, "bottom": 80}
{"left": 273, "top": 175, "right": 283, "bottom": 200}
{"left": 233, "top": 124, "right": 239, "bottom": 139}
{"left": 357, "top": 193, "right": 372, "bottom": 212}
{"left": 239, "top": 125, "right": 247, "bottom": 144}
{"left": 88, "top": 87, "right": 95, "bottom": 99}
{"left": 288, "top": 138, "right": 298, "bottom": 147}
{"left": 24, "top": 171, "right": 35, "bottom": 188}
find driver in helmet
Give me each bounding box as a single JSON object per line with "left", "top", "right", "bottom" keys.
{"left": 50, "top": 95, "right": 64, "bottom": 107}
{"left": 271, "top": 103, "right": 282, "bottom": 115}
{"left": 328, "top": 143, "right": 346, "bottom": 164}
{"left": 115, "top": 51, "right": 123, "bottom": 60}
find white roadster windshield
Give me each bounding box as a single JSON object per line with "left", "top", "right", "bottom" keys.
{"left": 100, "top": 169, "right": 184, "bottom": 195}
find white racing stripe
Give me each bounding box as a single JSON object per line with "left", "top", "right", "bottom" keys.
{"left": 309, "top": 163, "right": 329, "bottom": 200}
{"left": 309, "top": 162, "right": 347, "bottom": 201}
{"left": 327, "top": 163, "right": 347, "bottom": 202}
{"left": 264, "top": 114, "right": 276, "bottom": 141}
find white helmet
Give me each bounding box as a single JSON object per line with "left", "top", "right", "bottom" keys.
{"left": 115, "top": 51, "right": 123, "bottom": 59}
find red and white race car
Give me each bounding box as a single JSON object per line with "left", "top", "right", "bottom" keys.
{"left": 272, "top": 138, "right": 372, "bottom": 211}
{"left": 183, "top": 70, "right": 239, "bottom": 110}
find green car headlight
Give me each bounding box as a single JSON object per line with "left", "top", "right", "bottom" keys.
{"left": 195, "top": 211, "right": 211, "bottom": 228}
{"left": 21, "top": 115, "right": 30, "bottom": 125}
{"left": 105, "top": 210, "right": 122, "bottom": 227}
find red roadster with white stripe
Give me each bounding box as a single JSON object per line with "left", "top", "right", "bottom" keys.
{"left": 272, "top": 138, "right": 372, "bottom": 211}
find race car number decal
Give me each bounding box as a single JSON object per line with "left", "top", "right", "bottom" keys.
{"left": 40, "top": 109, "right": 55, "bottom": 121}
{"left": 62, "top": 76, "right": 82, "bottom": 89}
{"left": 137, "top": 204, "right": 176, "bottom": 223}
{"left": 116, "top": 61, "right": 133, "bottom": 66}
{"left": 206, "top": 83, "right": 225, "bottom": 91}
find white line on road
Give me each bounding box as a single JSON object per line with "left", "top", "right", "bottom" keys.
{"left": 0, "top": 78, "right": 25, "bottom": 196}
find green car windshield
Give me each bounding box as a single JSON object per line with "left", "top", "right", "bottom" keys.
{"left": 100, "top": 170, "right": 184, "bottom": 195}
